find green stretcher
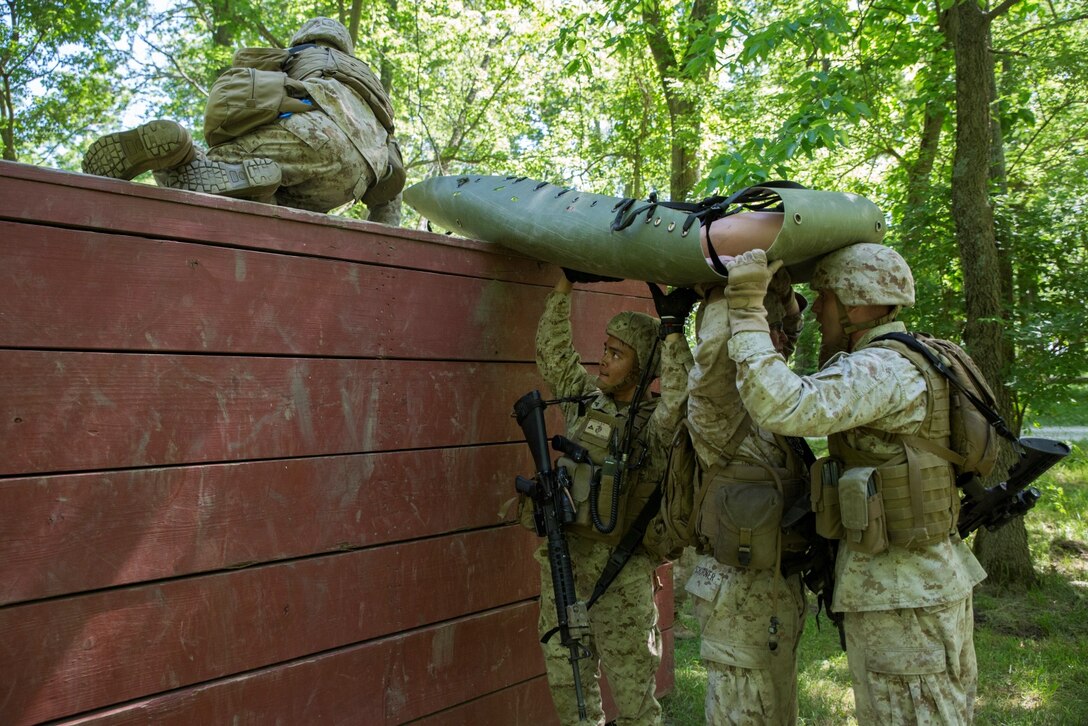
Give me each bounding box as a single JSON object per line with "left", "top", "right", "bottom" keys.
{"left": 404, "top": 175, "right": 887, "bottom": 286}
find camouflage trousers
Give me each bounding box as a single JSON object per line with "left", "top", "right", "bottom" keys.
{"left": 844, "top": 596, "right": 977, "bottom": 725}
{"left": 207, "top": 110, "right": 375, "bottom": 213}
{"left": 686, "top": 555, "right": 806, "bottom": 726}
{"left": 534, "top": 538, "right": 662, "bottom": 726}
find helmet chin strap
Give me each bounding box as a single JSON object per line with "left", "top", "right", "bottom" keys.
{"left": 837, "top": 298, "right": 901, "bottom": 343}
{"left": 820, "top": 298, "right": 900, "bottom": 365}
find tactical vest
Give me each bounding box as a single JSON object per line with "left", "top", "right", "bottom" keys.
{"left": 822, "top": 340, "right": 959, "bottom": 550}
{"left": 558, "top": 397, "right": 661, "bottom": 547}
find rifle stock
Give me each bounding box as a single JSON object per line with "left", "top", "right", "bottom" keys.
{"left": 513, "top": 390, "right": 592, "bottom": 722}
{"left": 957, "top": 436, "right": 1070, "bottom": 538}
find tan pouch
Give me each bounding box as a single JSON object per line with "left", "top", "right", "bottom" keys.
{"left": 811, "top": 456, "right": 845, "bottom": 540}
{"left": 711, "top": 479, "right": 783, "bottom": 570}
{"left": 839, "top": 467, "right": 888, "bottom": 554}
{"left": 204, "top": 67, "right": 315, "bottom": 147}
{"left": 558, "top": 455, "right": 594, "bottom": 528}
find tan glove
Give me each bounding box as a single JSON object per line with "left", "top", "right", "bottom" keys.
{"left": 724, "top": 250, "right": 784, "bottom": 334}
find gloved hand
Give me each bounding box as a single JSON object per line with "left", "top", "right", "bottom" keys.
{"left": 648, "top": 283, "right": 698, "bottom": 338}
{"left": 725, "top": 250, "right": 784, "bottom": 334}
{"left": 725, "top": 250, "right": 785, "bottom": 308}
{"left": 562, "top": 267, "right": 623, "bottom": 284}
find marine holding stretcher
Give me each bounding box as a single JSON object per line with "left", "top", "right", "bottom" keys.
{"left": 413, "top": 174, "right": 1068, "bottom": 724}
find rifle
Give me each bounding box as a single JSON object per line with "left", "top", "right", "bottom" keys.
{"left": 513, "top": 390, "right": 592, "bottom": 722}
{"left": 957, "top": 436, "right": 1070, "bottom": 539}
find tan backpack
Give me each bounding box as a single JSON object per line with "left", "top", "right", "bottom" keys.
{"left": 203, "top": 65, "right": 315, "bottom": 147}
{"left": 874, "top": 332, "right": 1017, "bottom": 484}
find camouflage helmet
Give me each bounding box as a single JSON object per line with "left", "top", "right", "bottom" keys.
{"left": 290, "top": 17, "right": 353, "bottom": 55}
{"left": 810, "top": 243, "right": 915, "bottom": 308}
{"left": 606, "top": 311, "right": 661, "bottom": 378}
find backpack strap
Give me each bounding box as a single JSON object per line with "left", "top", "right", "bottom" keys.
{"left": 873, "top": 332, "right": 1017, "bottom": 443}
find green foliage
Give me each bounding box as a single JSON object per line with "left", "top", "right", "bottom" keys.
{"left": 1, "top": 0, "right": 146, "bottom": 163}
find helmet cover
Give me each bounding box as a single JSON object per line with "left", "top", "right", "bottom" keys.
{"left": 290, "top": 17, "right": 354, "bottom": 55}
{"left": 606, "top": 311, "right": 661, "bottom": 379}
{"left": 810, "top": 243, "right": 915, "bottom": 307}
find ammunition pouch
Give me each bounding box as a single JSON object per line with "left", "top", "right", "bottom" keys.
{"left": 810, "top": 456, "right": 845, "bottom": 540}
{"left": 839, "top": 466, "right": 888, "bottom": 554}
{"left": 561, "top": 454, "right": 632, "bottom": 547}
{"left": 810, "top": 458, "right": 889, "bottom": 555}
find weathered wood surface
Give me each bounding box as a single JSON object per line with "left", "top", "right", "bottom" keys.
{"left": 61, "top": 604, "right": 550, "bottom": 726}
{"left": 0, "top": 445, "right": 527, "bottom": 605}
{"left": 0, "top": 160, "right": 673, "bottom": 725}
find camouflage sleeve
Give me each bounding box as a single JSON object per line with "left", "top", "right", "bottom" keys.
{"left": 535, "top": 290, "right": 598, "bottom": 403}
{"left": 728, "top": 331, "right": 927, "bottom": 437}
{"left": 687, "top": 296, "right": 750, "bottom": 471}
{"left": 644, "top": 334, "right": 693, "bottom": 455}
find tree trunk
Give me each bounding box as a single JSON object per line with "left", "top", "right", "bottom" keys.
{"left": 945, "top": 0, "right": 1034, "bottom": 587}
{"left": 1, "top": 75, "right": 16, "bottom": 161}
{"left": 640, "top": 0, "right": 716, "bottom": 202}
{"left": 900, "top": 98, "right": 946, "bottom": 252}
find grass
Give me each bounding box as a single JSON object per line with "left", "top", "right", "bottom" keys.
{"left": 661, "top": 434, "right": 1088, "bottom": 725}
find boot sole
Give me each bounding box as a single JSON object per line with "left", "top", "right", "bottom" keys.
{"left": 160, "top": 158, "right": 282, "bottom": 198}
{"left": 82, "top": 120, "right": 196, "bottom": 180}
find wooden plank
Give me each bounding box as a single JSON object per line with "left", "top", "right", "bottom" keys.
{"left": 0, "top": 162, "right": 652, "bottom": 301}
{"left": 0, "top": 161, "right": 528, "bottom": 279}
{"left": 0, "top": 352, "right": 547, "bottom": 475}
{"left": 0, "top": 221, "right": 645, "bottom": 358}
{"left": 409, "top": 676, "right": 558, "bottom": 725}
{"left": 58, "top": 604, "right": 547, "bottom": 726}
{"left": 0, "top": 528, "right": 537, "bottom": 724}
{"left": 0, "top": 444, "right": 536, "bottom": 606}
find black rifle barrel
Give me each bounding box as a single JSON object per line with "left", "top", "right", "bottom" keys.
{"left": 958, "top": 436, "right": 1070, "bottom": 538}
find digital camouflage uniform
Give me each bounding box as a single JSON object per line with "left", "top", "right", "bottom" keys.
{"left": 197, "top": 18, "right": 395, "bottom": 219}
{"left": 534, "top": 289, "right": 691, "bottom": 726}
{"left": 82, "top": 18, "right": 399, "bottom": 224}
{"left": 202, "top": 78, "right": 384, "bottom": 214}
{"left": 726, "top": 245, "right": 986, "bottom": 725}
{"left": 685, "top": 281, "right": 806, "bottom": 726}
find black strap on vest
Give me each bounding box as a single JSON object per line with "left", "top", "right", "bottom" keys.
{"left": 585, "top": 485, "right": 664, "bottom": 611}
{"left": 873, "top": 332, "right": 1017, "bottom": 443}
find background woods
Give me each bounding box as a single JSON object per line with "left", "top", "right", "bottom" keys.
{"left": 4, "top": 0, "right": 1087, "bottom": 582}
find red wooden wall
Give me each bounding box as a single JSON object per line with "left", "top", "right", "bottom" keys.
{"left": 0, "top": 161, "right": 673, "bottom": 725}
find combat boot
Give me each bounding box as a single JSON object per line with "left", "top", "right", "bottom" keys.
{"left": 82, "top": 120, "right": 196, "bottom": 180}
{"left": 155, "top": 157, "right": 282, "bottom": 199}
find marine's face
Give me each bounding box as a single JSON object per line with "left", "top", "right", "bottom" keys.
{"left": 598, "top": 334, "right": 638, "bottom": 399}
